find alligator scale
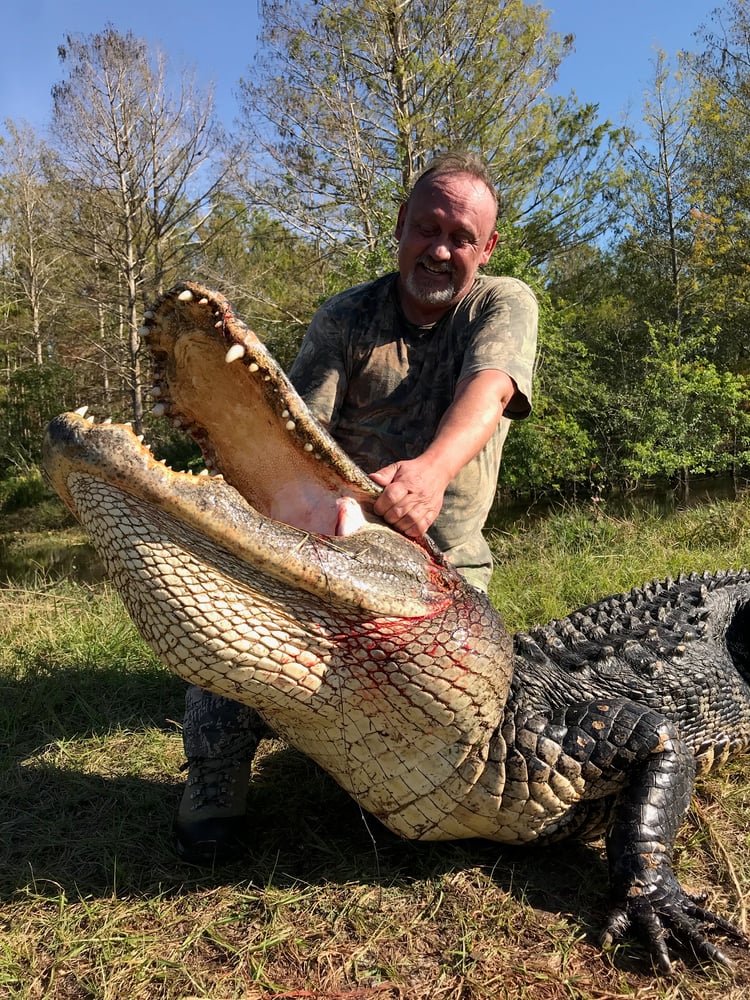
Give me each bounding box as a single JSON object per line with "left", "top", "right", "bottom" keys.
{"left": 43, "top": 281, "right": 750, "bottom": 973}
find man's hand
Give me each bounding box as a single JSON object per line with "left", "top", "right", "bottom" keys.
{"left": 370, "top": 458, "right": 448, "bottom": 538}
{"left": 370, "top": 370, "right": 516, "bottom": 539}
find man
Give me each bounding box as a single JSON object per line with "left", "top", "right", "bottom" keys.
{"left": 175, "top": 150, "right": 538, "bottom": 863}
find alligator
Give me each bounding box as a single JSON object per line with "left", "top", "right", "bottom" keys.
{"left": 43, "top": 280, "right": 750, "bottom": 974}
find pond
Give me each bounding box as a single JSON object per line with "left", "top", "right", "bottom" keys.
{"left": 0, "top": 531, "right": 106, "bottom": 587}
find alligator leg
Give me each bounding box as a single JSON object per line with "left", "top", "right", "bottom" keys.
{"left": 513, "top": 698, "right": 749, "bottom": 971}
{"left": 561, "top": 698, "right": 748, "bottom": 971}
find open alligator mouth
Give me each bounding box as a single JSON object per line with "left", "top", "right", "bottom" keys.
{"left": 43, "top": 281, "right": 463, "bottom": 618}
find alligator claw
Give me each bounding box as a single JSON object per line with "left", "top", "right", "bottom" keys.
{"left": 602, "top": 874, "right": 748, "bottom": 973}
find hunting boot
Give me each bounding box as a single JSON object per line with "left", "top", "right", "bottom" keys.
{"left": 174, "top": 686, "right": 267, "bottom": 865}
{"left": 175, "top": 756, "right": 252, "bottom": 864}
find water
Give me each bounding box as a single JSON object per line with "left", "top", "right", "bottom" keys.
{"left": 0, "top": 533, "right": 106, "bottom": 587}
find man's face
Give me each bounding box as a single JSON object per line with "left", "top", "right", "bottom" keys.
{"left": 395, "top": 172, "right": 499, "bottom": 324}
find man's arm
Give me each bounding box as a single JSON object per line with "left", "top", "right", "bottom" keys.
{"left": 371, "top": 368, "right": 515, "bottom": 538}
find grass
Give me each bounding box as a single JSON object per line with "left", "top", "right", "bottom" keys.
{"left": 2, "top": 494, "right": 750, "bottom": 998}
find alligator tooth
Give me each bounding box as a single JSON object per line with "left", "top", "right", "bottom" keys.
{"left": 75, "top": 405, "right": 89, "bottom": 417}
{"left": 136, "top": 434, "right": 144, "bottom": 443}
{"left": 85, "top": 416, "right": 94, "bottom": 425}
{"left": 247, "top": 363, "right": 258, "bottom": 373}
{"left": 304, "top": 443, "right": 314, "bottom": 452}
{"left": 225, "top": 343, "right": 246, "bottom": 364}
{"left": 198, "top": 469, "right": 209, "bottom": 476}
{"left": 198, "top": 297, "right": 208, "bottom": 305}
{"left": 177, "top": 289, "right": 194, "bottom": 301}
{"left": 152, "top": 403, "right": 167, "bottom": 417}
{"left": 281, "top": 410, "right": 290, "bottom": 418}
{"left": 285, "top": 420, "right": 296, "bottom": 431}
{"left": 215, "top": 320, "right": 224, "bottom": 329}
{"left": 102, "top": 418, "right": 112, "bottom": 425}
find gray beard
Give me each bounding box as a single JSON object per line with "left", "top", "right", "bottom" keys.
{"left": 403, "top": 268, "right": 456, "bottom": 306}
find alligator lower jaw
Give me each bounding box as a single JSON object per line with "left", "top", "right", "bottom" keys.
{"left": 42, "top": 410, "right": 460, "bottom": 619}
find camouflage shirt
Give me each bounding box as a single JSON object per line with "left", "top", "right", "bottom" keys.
{"left": 289, "top": 273, "right": 538, "bottom": 590}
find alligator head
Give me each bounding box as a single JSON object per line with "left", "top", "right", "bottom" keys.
{"left": 43, "top": 281, "right": 513, "bottom": 840}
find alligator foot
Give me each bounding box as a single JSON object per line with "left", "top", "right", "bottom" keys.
{"left": 601, "top": 868, "right": 749, "bottom": 973}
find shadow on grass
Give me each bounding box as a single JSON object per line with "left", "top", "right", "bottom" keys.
{"left": 0, "top": 649, "right": 615, "bottom": 961}
{"left": 0, "top": 728, "right": 610, "bottom": 954}
{"left": 0, "top": 660, "right": 187, "bottom": 759}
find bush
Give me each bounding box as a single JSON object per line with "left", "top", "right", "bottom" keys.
{"left": 0, "top": 467, "right": 50, "bottom": 512}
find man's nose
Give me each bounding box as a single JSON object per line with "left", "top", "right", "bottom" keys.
{"left": 428, "top": 237, "right": 451, "bottom": 261}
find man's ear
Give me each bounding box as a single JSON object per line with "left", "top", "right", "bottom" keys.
{"left": 481, "top": 230, "right": 499, "bottom": 265}
{"left": 394, "top": 202, "right": 408, "bottom": 241}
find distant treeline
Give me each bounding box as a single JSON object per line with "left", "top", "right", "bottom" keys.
{"left": 2, "top": 1, "right": 750, "bottom": 499}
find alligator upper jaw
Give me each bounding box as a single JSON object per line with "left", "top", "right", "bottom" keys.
{"left": 43, "top": 409, "right": 459, "bottom": 619}
{"left": 142, "top": 279, "right": 384, "bottom": 539}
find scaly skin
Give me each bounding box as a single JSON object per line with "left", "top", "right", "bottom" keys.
{"left": 43, "top": 281, "right": 750, "bottom": 972}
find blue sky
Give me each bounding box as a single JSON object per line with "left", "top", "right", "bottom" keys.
{"left": 2, "top": 0, "right": 719, "bottom": 133}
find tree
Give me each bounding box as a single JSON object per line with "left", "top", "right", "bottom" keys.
{"left": 50, "top": 26, "right": 229, "bottom": 431}
{"left": 0, "top": 121, "right": 67, "bottom": 366}
{"left": 620, "top": 51, "right": 699, "bottom": 328}
{"left": 237, "top": 0, "right": 624, "bottom": 275}
{"left": 684, "top": 0, "right": 750, "bottom": 371}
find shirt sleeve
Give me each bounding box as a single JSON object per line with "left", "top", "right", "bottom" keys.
{"left": 457, "top": 276, "right": 538, "bottom": 419}
{"left": 288, "top": 300, "right": 350, "bottom": 431}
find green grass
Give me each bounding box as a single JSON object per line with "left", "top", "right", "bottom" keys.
{"left": 2, "top": 496, "right": 750, "bottom": 998}
{"left": 488, "top": 494, "right": 750, "bottom": 630}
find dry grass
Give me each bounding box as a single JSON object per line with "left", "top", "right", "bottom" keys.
{"left": 2, "top": 495, "right": 750, "bottom": 998}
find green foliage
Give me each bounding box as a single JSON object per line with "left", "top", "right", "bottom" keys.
{"left": 484, "top": 221, "right": 537, "bottom": 284}
{"left": 619, "top": 322, "right": 750, "bottom": 481}
{"left": 499, "top": 288, "right": 601, "bottom": 496}
{"left": 500, "top": 406, "right": 596, "bottom": 496}
{"left": 0, "top": 467, "right": 49, "bottom": 512}
{"left": 143, "top": 420, "right": 203, "bottom": 472}
{"left": 0, "top": 363, "right": 79, "bottom": 473}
